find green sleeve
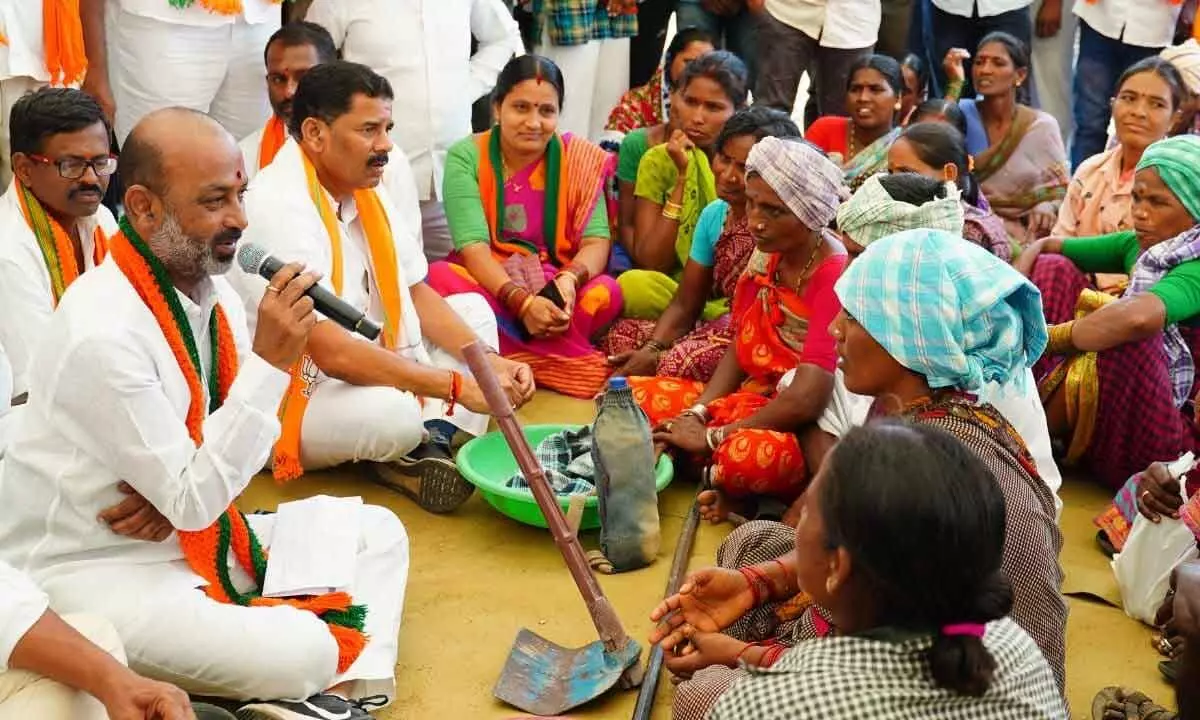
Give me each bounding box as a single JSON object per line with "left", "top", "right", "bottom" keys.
{"left": 581, "top": 189, "right": 611, "bottom": 240}
{"left": 617, "top": 129, "right": 649, "bottom": 184}
{"left": 634, "top": 145, "right": 678, "bottom": 204}
{"left": 441, "top": 137, "right": 491, "bottom": 251}
{"left": 1060, "top": 231, "right": 1140, "bottom": 274}
{"left": 1149, "top": 260, "right": 1200, "bottom": 325}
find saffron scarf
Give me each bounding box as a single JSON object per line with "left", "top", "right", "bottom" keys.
{"left": 476, "top": 127, "right": 614, "bottom": 267}
{"left": 0, "top": 0, "right": 87, "bottom": 86}
{"left": 257, "top": 116, "right": 287, "bottom": 170}
{"left": 731, "top": 248, "right": 843, "bottom": 390}
{"left": 109, "top": 216, "right": 367, "bottom": 673}
{"left": 167, "top": 0, "right": 283, "bottom": 15}
{"left": 17, "top": 182, "right": 107, "bottom": 305}
{"left": 272, "top": 151, "right": 404, "bottom": 482}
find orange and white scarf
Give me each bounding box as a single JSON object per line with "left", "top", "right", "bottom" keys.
{"left": 16, "top": 182, "right": 107, "bottom": 305}
{"left": 0, "top": 0, "right": 88, "bottom": 86}
{"left": 272, "top": 151, "right": 405, "bottom": 481}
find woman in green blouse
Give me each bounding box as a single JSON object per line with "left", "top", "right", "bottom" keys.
{"left": 620, "top": 50, "right": 748, "bottom": 320}
{"left": 1015, "top": 135, "right": 1200, "bottom": 491}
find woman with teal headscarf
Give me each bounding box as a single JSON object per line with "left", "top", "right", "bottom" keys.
{"left": 649, "top": 230, "right": 1066, "bottom": 720}
{"left": 1015, "top": 134, "right": 1200, "bottom": 494}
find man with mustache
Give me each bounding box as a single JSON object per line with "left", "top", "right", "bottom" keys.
{"left": 240, "top": 22, "right": 427, "bottom": 259}
{"left": 239, "top": 21, "right": 337, "bottom": 180}
{"left": 0, "top": 87, "right": 118, "bottom": 404}
{"left": 306, "top": 0, "right": 523, "bottom": 261}
{"left": 230, "top": 61, "right": 535, "bottom": 512}
{"left": 0, "top": 106, "right": 411, "bottom": 720}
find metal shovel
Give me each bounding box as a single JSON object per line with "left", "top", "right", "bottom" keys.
{"left": 462, "top": 343, "right": 643, "bottom": 717}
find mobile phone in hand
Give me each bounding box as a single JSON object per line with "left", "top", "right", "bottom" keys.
{"left": 537, "top": 279, "right": 567, "bottom": 310}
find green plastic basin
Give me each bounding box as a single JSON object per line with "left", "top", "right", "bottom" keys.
{"left": 456, "top": 424, "right": 674, "bottom": 530}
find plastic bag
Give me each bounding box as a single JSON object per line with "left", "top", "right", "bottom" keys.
{"left": 1113, "top": 452, "right": 1200, "bottom": 624}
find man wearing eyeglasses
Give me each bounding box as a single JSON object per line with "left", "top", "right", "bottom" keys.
{"left": 0, "top": 87, "right": 118, "bottom": 403}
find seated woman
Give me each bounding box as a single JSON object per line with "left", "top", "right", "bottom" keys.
{"left": 691, "top": 422, "right": 1065, "bottom": 720}
{"left": 613, "top": 29, "right": 716, "bottom": 262}
{"left": 1053, "top": 58, "right": 1185, "bottom": 239}
{"left": 428, "top": 55, "right": 620, "bottom": 399}
{"left": 887, "top": 121, "right": 1012, "bottom": 258}
{"left": 630, "top": 137, "right": 847, "bottom": 522}
{"left": 606, "top": 27, "right": 715, "bottom": 139}
{"left": 899, "top": 53, "right": 930, "bottom": 126}
{"left": 622, "top": 51, "right": 748, "bottom": 319}
{"left": 943, "top": 33, "right": 1068, "bottom": 245}
{"left": 651, "top": 230, "right": 1067, "bottom": 720}
{"left": 603, "top": 107, "right": 800, "bottom": 381}
{"left": 1014, "top": 135, "right": 1200, "bottom": 490}
{"left": 833, "top": 173, "right": 1063, "bottom": 509}
{"left": 804, "top": 54, "right": 904, "bottom": 191}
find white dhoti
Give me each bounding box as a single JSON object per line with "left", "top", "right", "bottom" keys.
{"left": 39, "top": 505, "right": 408, "bottom": 705}
{"left": 299, "top": 293, "right": 498, "bottom": 471}
{"left": 0, "top": 614, "right": 120, "bottom": 720}
{"left": 106, "top": 4, "right": 278, "bottom": 143}
{"left": 537, "top": 34, "right": 631, "bottom": 141}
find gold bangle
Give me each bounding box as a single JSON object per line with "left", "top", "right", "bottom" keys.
{"left": 662, "top": 204, "right": 682, "bottom": 221}
{"left": 1046, "top": 322, "right": 1075, "bottom": 355}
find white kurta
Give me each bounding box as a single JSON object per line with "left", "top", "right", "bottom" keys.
{"left": 305, "top": 0, "right": 523, "bottom": 203}
{"left": 0, "top": 180, "right": 118, "bottom": 397}
{"left": 0, "top": 262, "right": 408, "bottom": 704}
{"left": 106, "top": 0, "right": 279, "bottom": 142}
{"left": 232, "top": 139, "right": 495, "bottom": 470}
{"left": 0, "top": 340, "right": 14, "bottom": 458}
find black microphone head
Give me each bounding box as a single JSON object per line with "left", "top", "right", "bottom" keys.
{"left": 237, "top": 242, "right": 268, "bottom": 275}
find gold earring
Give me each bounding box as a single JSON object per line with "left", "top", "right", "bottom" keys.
{"left": 825, "top": 576, "right": 837, "bottom": 594}
{"left": 894, "top": 101, "right": 902, "bottom": 111}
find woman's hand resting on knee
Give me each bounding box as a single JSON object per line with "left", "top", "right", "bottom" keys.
{"left": 649, "top": 568, "right": 757, "bottom": 648}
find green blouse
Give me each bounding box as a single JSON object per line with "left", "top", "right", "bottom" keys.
{"left": 1062, "top": 230, "right": 1200, "bottom": 325}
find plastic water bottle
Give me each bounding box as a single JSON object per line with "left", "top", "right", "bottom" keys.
{"left": 591, "top": 376, "right": 660, "bottom": 572}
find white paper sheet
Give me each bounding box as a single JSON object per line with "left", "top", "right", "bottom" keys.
{"left": 262, "top": 495, "right": 362, "bottom": 598}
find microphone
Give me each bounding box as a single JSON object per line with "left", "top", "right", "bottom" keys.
{"left": 237, "top": 242, "right": 382, "bottom": 341}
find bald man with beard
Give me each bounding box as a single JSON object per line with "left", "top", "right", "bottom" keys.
{"left": 0, "top": 108, "right": 410, "bottom": 720}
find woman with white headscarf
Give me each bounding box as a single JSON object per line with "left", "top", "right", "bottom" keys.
{"left": 629, "top": 136, "right": 848, "bottom": 524}
{"left": 1162, "top": 39, "right": 1200, "bottom": 136}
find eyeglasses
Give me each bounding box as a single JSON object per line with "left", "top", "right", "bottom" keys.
{"left": 28, "top": 153, "right": 118, "bottom": 180}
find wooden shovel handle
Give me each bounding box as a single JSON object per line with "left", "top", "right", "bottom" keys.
{"left": 461, "top": 342, "right": 632, "bottom": 650}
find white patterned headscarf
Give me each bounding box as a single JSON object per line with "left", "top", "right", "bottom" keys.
{"left": 745, "top": 136, "right": 846, "bottom": 230}
{"left": 836, "top": 174, "right": 966, "bottom": 248}
{"left": 1162, "top": 40, "right": 1200, "bottom": 96}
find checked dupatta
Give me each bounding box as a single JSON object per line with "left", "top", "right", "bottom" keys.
{"left": 110, "top": 217, "right": 367, "bottom": 673}
{"left": 1126, "top": 224, "right": 1200, "bottom": 407}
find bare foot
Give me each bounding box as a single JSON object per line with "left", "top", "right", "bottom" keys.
{"left": 698, "top": 489, "right": 747, "bottom": 524}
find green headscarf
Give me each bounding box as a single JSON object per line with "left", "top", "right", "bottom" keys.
{"left": 1137, "top": 135, "right": 1200, "bottom": 221}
